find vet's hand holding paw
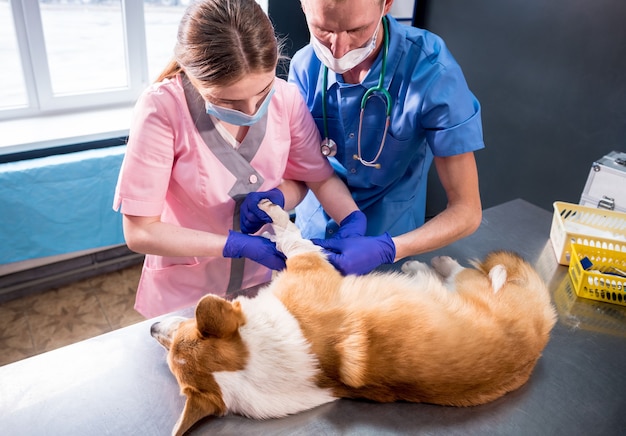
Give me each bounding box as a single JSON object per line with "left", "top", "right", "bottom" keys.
{"left": 223, "top": 230, "right": 287, "bottom": 270}
{"left": 332, "top": 210, "right": 367, "bottom": 239}
{"left": 313, "top": 233, "right": 396, "bottom": 275}
{"left": 240, "top": 188, "right": 285, "bottom": 234}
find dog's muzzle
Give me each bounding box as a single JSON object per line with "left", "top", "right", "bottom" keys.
{"left": 151, "top": 316, "right": 186, "bottom": 350}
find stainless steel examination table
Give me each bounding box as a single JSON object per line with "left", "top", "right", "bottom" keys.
{"left": 1, "top": 199, "right": 625, "bottom": 435}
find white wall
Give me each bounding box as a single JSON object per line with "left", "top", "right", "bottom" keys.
{"left": 389, "top": 0, "right": 415, "bottom": 22}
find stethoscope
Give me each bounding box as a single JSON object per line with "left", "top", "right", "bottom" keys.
{"left": 320, "top": 16, "right": 392, "bottom": 170}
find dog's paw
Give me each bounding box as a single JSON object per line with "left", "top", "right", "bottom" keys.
{"left": 401, "top": 260, "right": 431, "bottom": 276}
{"left": 258, "top": 199, "right": 291, "bottom": 229}
{"left": 257, "top": 199, "right": 320, "bottom": 257}
{"left": 257, "top": 198, "right": 298, "bottom": 237}
{"left": 430, "top": 256, "right": 463, "bottom": 278}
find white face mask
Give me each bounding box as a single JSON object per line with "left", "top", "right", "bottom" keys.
{"left": 309, "top": 5, "right": 386, "bottom": 75}
{"left": 205, "top": 88, "right": 274, "bottom": 126}
{"left": 310, "top": 29, "right": 379, "bottom": 74}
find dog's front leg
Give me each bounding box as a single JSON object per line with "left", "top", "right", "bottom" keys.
{"left": 401, "top": 260, "right": 432, "bottom": 276}
{"left": 431, "top": 256, "right": 465, "bottom": 291}
{"left": 431, "top": 256, "right": 464, "bottom": 278}
{"left": 257, "top": 199, "right": 322, "bottom": 258}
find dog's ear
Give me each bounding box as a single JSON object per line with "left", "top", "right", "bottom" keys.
{"left": 195, "top": 295, "right": 245, "bottom": 338}
{"left": 172, "top": 388, "right": 224, "bottom": 436}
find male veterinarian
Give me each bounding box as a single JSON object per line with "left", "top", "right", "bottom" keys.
{"left": 242, "top": 0, "right": 484, "bottom": 275}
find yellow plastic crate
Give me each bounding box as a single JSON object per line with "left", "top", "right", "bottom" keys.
{"left": 553, "top": 275, "right": 626, "bottom": 338}
{"left": 568, "top": 243, "right": 626, "bottom": 306}
{"left": 550, "top": 201, "right": 626, "bottom": 265}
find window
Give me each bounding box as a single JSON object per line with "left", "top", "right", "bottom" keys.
{"left": 1, "top": 0, "right": 29, "bottom": 111}
{"left": 0, "top": 0, "right": 187, "bottom": 122}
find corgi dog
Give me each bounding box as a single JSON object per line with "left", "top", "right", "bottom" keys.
{"left": 151, "top": 200, "right": 557, "bottom": 436}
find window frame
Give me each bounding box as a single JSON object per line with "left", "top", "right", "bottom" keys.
{"left": 2, "top": 0, "right": 149, "bottom": 122}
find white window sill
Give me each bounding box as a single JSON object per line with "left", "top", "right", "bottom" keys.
{"left": 0, "top": 105, "right": 134, "bottom": 157}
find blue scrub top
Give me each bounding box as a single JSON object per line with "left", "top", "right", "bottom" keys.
{"left": 288, "top": 15, "right": 485, "bottom": 239}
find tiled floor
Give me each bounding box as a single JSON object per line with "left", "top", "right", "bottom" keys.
{"left": 0, "top": 263, "right": 145, "bottom": 367}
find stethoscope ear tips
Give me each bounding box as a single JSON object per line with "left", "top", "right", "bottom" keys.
{"left": 320, "top": 138, "right": 337, "bottom": 157}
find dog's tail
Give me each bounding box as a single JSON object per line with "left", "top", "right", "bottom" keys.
{"left": 471, "top": 251, "right": 557, "bottom": 333}
{"left": 470, "top": 251, "right": 539, "bottom": 294}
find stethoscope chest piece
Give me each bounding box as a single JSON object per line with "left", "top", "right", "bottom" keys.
{"left": 320, "top": 137, "right": 337, "bottom": 157}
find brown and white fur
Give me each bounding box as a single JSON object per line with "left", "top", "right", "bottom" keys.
{"left": 151, "top": 200, "right": 557, "bottom": 436}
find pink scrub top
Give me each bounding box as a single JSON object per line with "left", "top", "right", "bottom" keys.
{"left": 113, "top": 75, "right": 334, "bottom": 318}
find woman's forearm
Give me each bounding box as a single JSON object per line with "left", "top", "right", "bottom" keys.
{"left": 123, "top": 215, "right": 227, "bottom": 257}
{"left": 307, "top": 174, "right": 358, "bottom": 224}
{"left": 277, "top": 179, "right": 309, "bottom": 211}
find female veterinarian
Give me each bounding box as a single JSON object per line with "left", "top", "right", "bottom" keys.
{"left": 274, "top": 0, "right": 485, "bottom": 276}
{"left": 113, "top": 0, "right": 361, "bottom": 318}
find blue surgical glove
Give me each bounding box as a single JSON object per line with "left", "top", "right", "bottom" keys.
{"left": 223, "top": 230, "right": 286, "bottom": 271}
{"left": 332, "top": 210, "right": 367, "bottom": 239}
{"left": 240, "top": 188, "right": 285, "bottom": 234}
{"left": 312, "top": 233, "right": 396, "bottom": 275}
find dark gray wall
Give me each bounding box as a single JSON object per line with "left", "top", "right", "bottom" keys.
{"left": 268, "top": 0, "right": 309, "bottom": 79}
{"left": 425, "top": 0, "right": 626, "bottom": 213}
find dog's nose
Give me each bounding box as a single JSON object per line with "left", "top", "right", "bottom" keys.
{"left": 150, "top": 322, "right": 161, "bottom": 337}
